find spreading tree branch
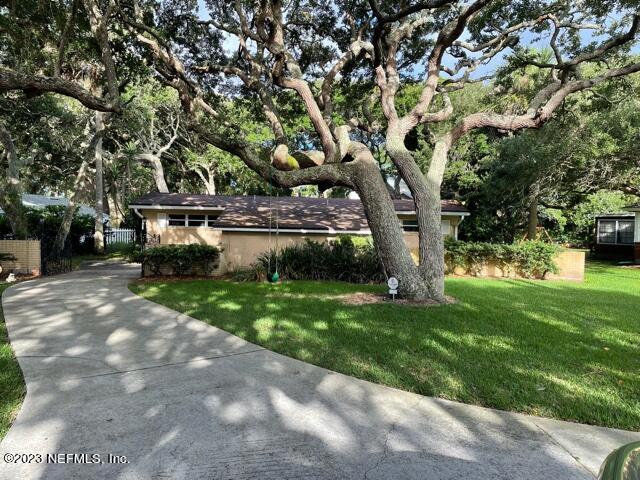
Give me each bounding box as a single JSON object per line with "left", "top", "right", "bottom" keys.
{"left": 0, "top": 69, "right": 119, "bottom": 111}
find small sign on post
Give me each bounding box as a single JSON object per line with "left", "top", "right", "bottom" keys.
{"left": 387, "top": 276, "right": 399, "bottom": 301}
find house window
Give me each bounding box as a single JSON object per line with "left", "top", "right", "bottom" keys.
{"left": 188, "top": 214, "right": 206, "bottom": 227}
{"left": 401, "top": 219, "right": 452, "bottom": 237}
{"left": 598, "top": 219, "right": 634, "bottom": 245}
{"left": 164, "top": 213, "right": 219, "bottom": 228}
{"left": 618, "top": 221, "right": 634, "bottom": 244}
{"left": 401, "top": 219, "right": 419, "bottom": 232}
{"left": 168, "top": 214, "right": 186, "bottom": 226}
{"left": 207, "top": 214, "right": 220, "bottom": 227}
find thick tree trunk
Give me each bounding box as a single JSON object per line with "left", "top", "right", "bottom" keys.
{"left": 385, "top": 129, "right": 447, "bottom": 302}
{"left": 193, "top": 166, "right": 215, "bottom": 194}
{"left": 0, "top": 123, "right": 28, "bottom": 239}
{"left": 52, "top": 140, "right": 97, "bottom": 256}
{"left": 108, "top": 188, "right": 124, "bottom": 226}
{"left": 526, "top": 182, "right": 540, "bottom": 240}
{"left": 348, "top": 156, "right": 434, "bottom": 302}
{"left": 136, "top": 153, "right": 169, "bottom": 193}
{"left": 94, "top": 111, "right": 105, "bottom": 253}
{"left": 204, "top": 169, "right": 215, "bottom": 195}
{"left": 419, "top": 141, "right": 450, "bottom": 301}
{"left": 53, "top": 203, "right": 79, "bottom": 257}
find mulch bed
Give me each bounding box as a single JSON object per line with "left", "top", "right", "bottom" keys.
{"left": 132, "top": 277, "right": 458, "bottom": 306}
{"left": 336, "top": 292, "right": 457, "bottom": 306}
{"left": 132, "top": 275, "right": 225, "bottom": 284}
{"left": 0, "top": 273, "right": 38, "bottom": 282}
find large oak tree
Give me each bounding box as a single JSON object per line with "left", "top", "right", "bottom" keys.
{"left": 119, "top": 0, "right": 639, "bottom": 301}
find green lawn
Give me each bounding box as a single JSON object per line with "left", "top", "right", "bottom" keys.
{"left": 0, "top": 282, "right": 25, "bottom": 439}
{"left": 130, "top": 262, "right": 640, "bottom": 430}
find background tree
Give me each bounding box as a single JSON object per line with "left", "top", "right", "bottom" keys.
{"left": 458, "top": 61, "right": 640, "bottom": 243}
{"left": 113, "top": 83, "right": 185, "bottom": 193}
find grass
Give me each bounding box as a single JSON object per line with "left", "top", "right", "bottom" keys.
{"left": 0, "top": 282, "right": 26, "bottom": 440}
{"left": 130, "top": 261, "right": 640, "bottom": 430}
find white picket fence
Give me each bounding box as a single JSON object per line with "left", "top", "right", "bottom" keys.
{"left": 106, "top": 228, "right": 136, "bottom": 245}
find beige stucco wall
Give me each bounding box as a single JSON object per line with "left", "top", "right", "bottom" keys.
{"left": 546, "top": 250, "right": 586, "bottom": 281}
{"left": 404, "top": 214, "right": 462, "bottom": 263}
{"left": 140, "top": 208, "right": 463, "bottom": 274}
{"left": 220, "top": 232, "right": 332, "bottom": 272}
{"left": 0, "top": 240, "right": 41, "bottom": 275}
{"left": 451, "top": 250, "right": 585, "bottom": 281}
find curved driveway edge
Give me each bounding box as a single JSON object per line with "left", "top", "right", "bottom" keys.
{"left": 0, "top": 261, "right": 638, "bottom": 479}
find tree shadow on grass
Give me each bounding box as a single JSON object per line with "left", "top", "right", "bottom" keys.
{"left": 135, "top": 274, "right": 640, "bottom": 431}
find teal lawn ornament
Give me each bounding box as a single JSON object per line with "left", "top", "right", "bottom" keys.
{"left": 267, "top": 173, "right": 280, "bottom": 284}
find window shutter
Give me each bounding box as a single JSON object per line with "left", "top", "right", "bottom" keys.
{"left": 157, "top": 213, "right": 168, "bottom": 228}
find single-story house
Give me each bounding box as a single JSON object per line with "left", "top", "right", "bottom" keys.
{"left": 594, "top": 205, "right": 640, "bottom": 262}
{"left": 0, "top": 194, "right": 109, "bottom": 222}
{"left": 130, "top": 193, "right": 469, "bottom": 273}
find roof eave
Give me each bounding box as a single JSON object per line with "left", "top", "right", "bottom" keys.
{"left": 129, "top": 204, "right": 226, "bottom": 211}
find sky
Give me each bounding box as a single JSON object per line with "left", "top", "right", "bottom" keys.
{"left": 195, "top": 0, "right": 638, "bottom": 81}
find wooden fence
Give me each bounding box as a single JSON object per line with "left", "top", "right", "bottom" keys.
{"left": 0, "top": 240, "right": 41, "bottom": 275}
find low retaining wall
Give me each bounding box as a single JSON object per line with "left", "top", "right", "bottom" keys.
{"left": 0, "top": 240, "right": 41, "bottom": 276}
{"left": 450, "top": 250, "right": 585, "bottom": 281}
{"left": 546, "top": 251, "right": 585, "bottom": 281}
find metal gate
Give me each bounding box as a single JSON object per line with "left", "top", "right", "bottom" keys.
{"left": 40, "top": 233, "right": 72, "bottom": 276}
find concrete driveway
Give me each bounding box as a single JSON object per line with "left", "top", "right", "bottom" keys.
{"left": 1, "top": 261, "right": 638, "bottom": 479}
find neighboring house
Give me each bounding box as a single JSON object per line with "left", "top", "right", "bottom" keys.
{"left": 594, "top": 205, "right": 640, "bottom": 262}
{"left": 0, "top": 194, "right": 109, "bottom": 222}
{"left": 130, "top": 193, "right": 469, "bottom": 273}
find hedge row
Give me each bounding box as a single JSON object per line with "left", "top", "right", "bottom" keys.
{"left": 234, "top": 237, "right": 559, "bottom": 283}
{"left": 254, "top": 236, "right": 385, "bottom": 283}
{"left": 142, "top": 238, "right": 559, "bottom": 281}
{"left": 444, "top": 239, "right": 559, "bottom": 279}
{"left": 140, "top": 244, "right": 220, "bottom": 276}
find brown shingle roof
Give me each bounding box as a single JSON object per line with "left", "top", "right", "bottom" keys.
{"left": 131, "top": 193, "right": 468, "bottom": 232}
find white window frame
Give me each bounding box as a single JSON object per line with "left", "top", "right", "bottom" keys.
{"left": 161, "top": 213, "right": 220, "bottom": 228}
{"left": 399, "top": 218, "right": 452, "bottom": 237}
{"left": 616, "top": 220, "right": 635, "bottom": 245}
{"left": 157, "top": 213, "right": 168, "bottom": 228}
{"left": 441, "top": 219, "right": 451, "bottom": 236}
{"left": 401, "top": 219, "right": 419, "bottom": 232}
{"left": 597, "top": 218, "right": 634, "bottom": 245}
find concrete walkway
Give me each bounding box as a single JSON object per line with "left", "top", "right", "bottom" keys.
{"left": 1, "top": 262, "right": 638, "bottom": 479}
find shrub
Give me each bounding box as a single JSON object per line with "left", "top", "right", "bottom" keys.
{"left": 231, "top": 263, "right": 267, "bottom": 282}
{"left": 0, "top": 253, "right": 16, "bottom": 262}
{"left": 255, "top": 236, "right": 385, "bottom": 283}
{"left": 445, "top": 239, "right": 559, "bottom": 279}
{"left": 239, "top": 237, "right": 559, "bottom": 284}
{"left": 140, "top": 244, "right": 220, "bottom": 276}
